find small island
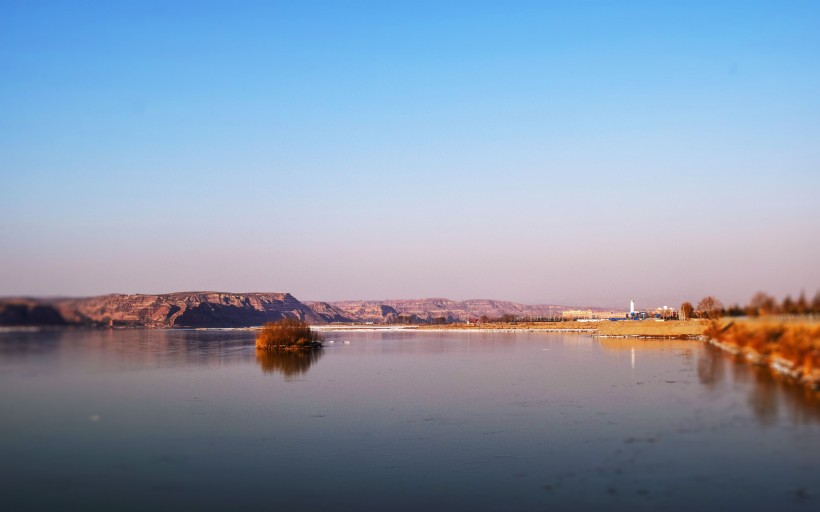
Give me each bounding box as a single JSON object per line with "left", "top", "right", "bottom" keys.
{"left": 256, "top": 318, "right": 324, "bottom": 350}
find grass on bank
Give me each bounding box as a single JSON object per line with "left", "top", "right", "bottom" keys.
{"left": 705, "top": 319, "right": 820, "bottom": 386}
{"left": 256, "top": 318, "right": 323, "bottom": 350}
{"left": 595, "top": 320, "right": 705, "bottom": 337}
{"left": 418, "top": 319, "right": 705, "bottom": 337}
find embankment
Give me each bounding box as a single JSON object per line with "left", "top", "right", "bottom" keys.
{"left": 416, "top": 320, "right": 705, "bottom": 337}
{"left": 704, "top": 319, "right": 820, "bottom": 390}
{"left": 594, "top": 320, "right": 705, "bottom": 338}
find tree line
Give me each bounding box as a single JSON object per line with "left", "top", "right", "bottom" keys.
{"left": 682, "top": 291, "right": 820, "bottom": 320}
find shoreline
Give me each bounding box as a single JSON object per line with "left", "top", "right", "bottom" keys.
{"left": 703, "top": 320, "right": 820, "bottom": 391}
{"left": 707, "top": 337, "right": 820, "bottom": 391}
{"left": 314, "top": 320, "right": 705, "bottom": 338}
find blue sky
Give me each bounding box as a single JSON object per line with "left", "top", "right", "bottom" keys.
{"left": 1, "top": 1, "right": 819, "bottom": 307}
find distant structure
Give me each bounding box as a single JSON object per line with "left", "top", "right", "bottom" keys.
{"left": 628, "top": 298, "right": 648, "bottom": 320}
{"left": 562, "top": 309, "right": 627, "bottom": 321}
{"left": 560, "top": 299, "right": 638, "bottom": 321}
{"left": 626, "top": 299, "right": 678, "bottom": 320}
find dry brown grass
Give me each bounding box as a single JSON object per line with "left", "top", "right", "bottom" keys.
{"left": 706, "top": 318, "right": 820, "bottom": 386}
{"left": 595, "top": 320, "right": 706, "bottom": 337}
{"left": 418, "top": 321, "right": 596, "bottom": 331}
{"left": 256, "top": 318, "right": 323, "bottom": 350}
{"left": 417, "top": 319, "right": 705, "bottom": 337}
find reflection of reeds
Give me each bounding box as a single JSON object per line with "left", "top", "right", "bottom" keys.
{"left": 597, "top": 337, "right": 697, "bottom": 352}
{"left": 705, "top": 320, "right": 820, "bottom": 389}
{"left": 697, "top": 344, "right": 820, "bottom": 426}
{"left": 256, "top": 349, "right": 323, "bottom": 378}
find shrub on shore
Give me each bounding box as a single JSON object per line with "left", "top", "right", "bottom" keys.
{"left": 693, "top": 290, "right": 820, "bottom": 318}
{"left": 256, "top": 318, "right": 323, "bottom": 350}
{"left": 705, "top": 320, "right": 820, "bottom": 386}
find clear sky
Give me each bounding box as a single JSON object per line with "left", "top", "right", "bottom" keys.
{"left": 2, "top": 1, "right": 819, "bottom": 308}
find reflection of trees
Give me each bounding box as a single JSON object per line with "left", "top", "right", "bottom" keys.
{"left": 742, "top": 363, "right": 820, "bottom": 426}
{"left": 745, "top": 366, "right": 779, "bottom": 426}
{"left": 697, "top": 345, "right": 726, "bottom": 390}
{"left": 699, "top": 343, "right": 820, "bottom": 426}
{"left": 256, "top": 349, "right": 323, "bottom": 380}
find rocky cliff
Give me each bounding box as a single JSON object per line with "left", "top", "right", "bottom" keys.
{"left": 0, "top": 292, "right": 341, "bottom": 328}
{"left": 302, "top": 301, "right": 357, "bottom": 323}
{"left": 0, "top": 299, "right": 68, "bottom": 326}
{"left": 324, "top": 298, "right": 572, "bottom": 323}
{"left": 1, "top": 293, "right": 599, "bottom": 327}
{"left": 323, "top": 301, "right": 401, "bottom": 324}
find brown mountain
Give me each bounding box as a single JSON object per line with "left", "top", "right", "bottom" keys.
{"left": 1, "top": 293, "right": 606, "bottom": 327}
{"left": 302, "top": 301, "right": 358, "bottom": 323}
{"left": 0, "top": 292, "right": 341, "bottom": 328}
{"left": 323, "top": 298, "right": 574, "bottom": 323}
{"left": 312, "top": 301, "right": 400, "bottom": 324}
{"left": 0, "top": 298, "right": 67, "bottom": 326}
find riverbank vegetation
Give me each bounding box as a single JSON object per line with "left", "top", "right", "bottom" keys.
{"left": 688, "top": 291, "right": 820, "bottom": 319}
{"left": 255, "top": 318, "right": 323, "bottom": 350}
{"left": 704, "top": 319, "right": 820, "bottom": 389}
{"left": 415, "top": 320, "right": 705, "bottom": 337}
{"left": 691, "top": 291, "right": 820, "bottom": 389}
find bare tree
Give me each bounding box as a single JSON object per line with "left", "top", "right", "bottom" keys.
{"left": 748, "top": 292, "right": 777, "bottom": 316}
{"left": 795, "top": 291, "right": 808, "bottom": 315}
{"left": 680, "top": 302, "right": 694, "bottom": 320}
{"left": 696, "top": 296, "right": 723, "bottom": 319}
{"left": 782, "top": 295, "right": 796, "bottom": 315}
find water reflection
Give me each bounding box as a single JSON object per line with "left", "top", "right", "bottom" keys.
{"left": 256, "top": 349, "right": 323, "bottom": 380}
{"left": 697, "top": 344, "right": 726, "bottom": 390}
{"left": 697, "top": 344, "right": 820, "bottom": 426}
{"left": 1, "top": 330, "right": 818, "bottom": 511}
{"left": 597, "top": 338, "right": 697, "bottom": 353}
{"left": 321, "top": 330, "right": 522, "bottom": 354}
{"left": 0, "top": 328, "right": 65, "bottom": 356}
{"left": 597, "top": 337, "right": 819, "bottom": 426}
{"left": 0, "top": 328, "right": 257, "bottom": 369}
{"left": 597, "top": 338, "right": 696, "bottom": 374}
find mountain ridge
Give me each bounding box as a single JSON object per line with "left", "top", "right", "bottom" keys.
{"left": 0, "top": 292, "right": 333, "bottom": 327}
{"left": 0, "top": 292, "right": 615, "bottom": 327}
{"left": 321, "top": 298, "right": 605, "bottom": 323}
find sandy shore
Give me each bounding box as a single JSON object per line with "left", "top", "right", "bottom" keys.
{"left": 594, "top": 320, "right": 706, "bottom": 338}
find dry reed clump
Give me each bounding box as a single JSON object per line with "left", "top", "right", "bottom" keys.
{"left": 702, "top": 320, "right": 725, "bottom": 342}
{"left": 721, "top": 322, "right": 784, "bottom": 354}
{"left": 705, "top": 320, "right": 820, "bottom": 385}
{"left": 776, "top": 325, "right": 820, "bottom": 376}
{"left": 255, "top": 318, "right": 323, "bottom": 350}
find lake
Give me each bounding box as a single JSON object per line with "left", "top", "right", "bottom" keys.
{"left": 1, "top": 328, "right": 818, "bottom": 511}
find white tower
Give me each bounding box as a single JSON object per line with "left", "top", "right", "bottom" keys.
{"left": 630, "top": 298, "right": 635, "bottom": 315}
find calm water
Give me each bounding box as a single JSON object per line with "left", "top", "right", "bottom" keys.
{"left": 1, "top": 329, "right": 818, "bottom": 511}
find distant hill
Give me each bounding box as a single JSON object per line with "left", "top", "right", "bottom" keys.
{"left": 0, "top": 292, "right": 340, "bottom": 328}
{"left": 323, "top": 298, "right": 577, "bottom": 323}
{"left": 0, "top": 292, "right": 608, "bottom": 327}
{"left": 308, "top": 301, "right": 400, "bottom": 324}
